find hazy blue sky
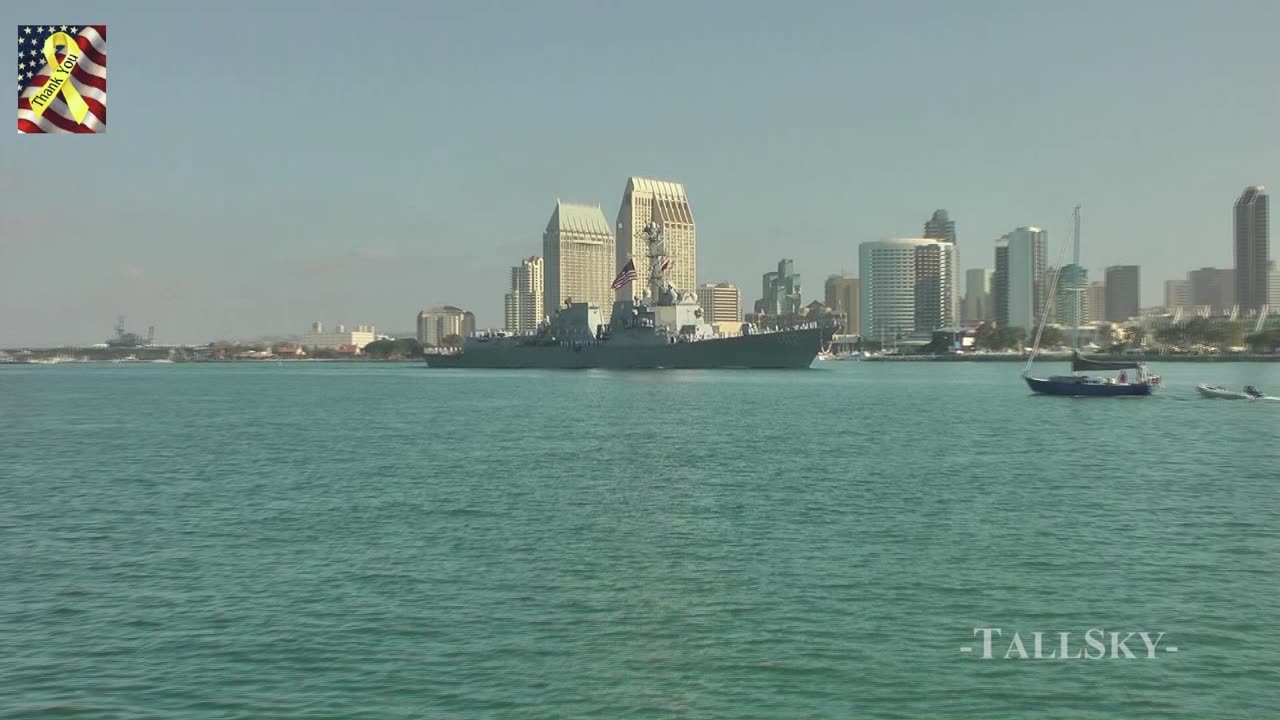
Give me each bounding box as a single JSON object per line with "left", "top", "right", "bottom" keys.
{"left": 2, "top": 0, "right": 1276, "bottom": 345}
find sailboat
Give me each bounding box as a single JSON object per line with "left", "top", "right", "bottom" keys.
{"left": 1022, "top": 206, "right": 1160, "bottom": 397}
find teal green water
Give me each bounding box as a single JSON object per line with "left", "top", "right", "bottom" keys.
{"left": 3, "top": 361, "right": 1279, "bottom": 719}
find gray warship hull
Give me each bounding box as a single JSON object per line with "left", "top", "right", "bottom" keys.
{"left": 426, "top": 326, "right": 823, "bottom": 369}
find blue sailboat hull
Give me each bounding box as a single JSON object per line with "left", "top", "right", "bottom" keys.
{"left": 1024, "top": 375, "right": 1154, "bottom": 397}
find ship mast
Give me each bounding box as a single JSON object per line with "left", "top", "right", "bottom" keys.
{"left": 641, "top": 220, "right": 671, "bottom": 305}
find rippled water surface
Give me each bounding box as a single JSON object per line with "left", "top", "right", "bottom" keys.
{"left": 4, "top": 361, "right": 1280, "bottom": 718}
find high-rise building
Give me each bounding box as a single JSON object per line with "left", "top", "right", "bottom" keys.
{"left": 1104, "top": 265, "right": 1140, "bottom": 322}
{"left": 993, "top": 227, "right": 1047, "bottom": 335}
{"left": 543, "top": 200, "right": 615, "bottom": 322}
{"left": 697, "top": 282, "right": 742, "bottom": 324}
{"left": 1088, "top": 281, "right": 1106, "bottom": 323}
{"left": 616, "top": 178, "right": 696, "bottom": 299}
{"left": 1163, "top": 279, "right": 1190, "bottom": 310}
{"left": 824, "top": 273, "right": 860, "bottom": 334}
{"left": 1234, "top": 186, "right": 1269, "bottom": 313}
{"left": 417, "top": 307, "right": 472, "bottom": 346}
{"left": 962, "top": 268, "right": 993, "bottom": 323}
{"left": 923, "top": 209, "right": 961, "bottom": 328}
{"left": 1189, "top": 267, "right": 1235, "bottom": 314}
{"left": 504, "top": 256, "right": 544, "bottom": 334}
{"left": 1054, "top": 265, "right": 1090, "bottom": 328}
{"left": 913, "top": 242, "right": 958, "bottom": 332}
{"left": 924, "top": 209, "right": 957, "bottom": 244}
{"left": 755, "top": 259, "right": 802, "bottom": 316}
{"left": 859, "top": 238, "right": 957, "bottom": 341}
{"left": 1270, "top": 260, "right": 1280, "bottom": 308}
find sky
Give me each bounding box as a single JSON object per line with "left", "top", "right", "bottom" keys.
{"left": 1, "top": 0, "right": 1277, "bottom": 346}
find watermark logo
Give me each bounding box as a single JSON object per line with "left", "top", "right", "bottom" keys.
{"left": 17, "top": 24, "right": 106, "bottom": 133}
{"left": 961, "top": 628, "right": 1179, "bottom": 659}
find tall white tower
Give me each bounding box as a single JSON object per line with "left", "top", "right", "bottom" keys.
{"left": 543, "top": 201, "right": 615, "bottom": 322}
{"left": 616, "top": 178, "right": 696, "bottom": 299}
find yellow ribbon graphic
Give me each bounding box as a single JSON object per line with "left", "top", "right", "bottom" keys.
{"left": 28, "top": 32, "right": 90, "bottom": 124}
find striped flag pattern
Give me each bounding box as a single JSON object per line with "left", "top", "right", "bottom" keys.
{"left": 17, "top": 25, "right": 106, "bottom": 134}
{"left": 611, "top": 259, "right": 637, "bottom": 290}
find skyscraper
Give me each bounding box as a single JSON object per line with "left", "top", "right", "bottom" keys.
{"left": 993, "top": 227, "right": 1047, "bottom": 334}
{"left": 1270, "top": 260, "right": 1279, "bottom": 308}
{"left": 1163, "top": 279, "right": 1190, "bottom": 310}
{"left": 1189, "top": 267, "right": 1235, "bottom": 314}
{"left": 923, "top": 209, "right": 957, "bottom": 244}
{"left": 923, "top": 209, "right": 960, "bottom": 328}
{"left": 543, "top": 200, "right": 615, "bottom": 322}
{"left": 962, "top": 268, "right": 993, "bottom": 323}
{"left": 859, "top": 238, "right": 957, "bottom": 341}
{"left": 504, "top": 256, "right": 544, "bottom": 334}
{"left": 616, "top": 178, "right": 696, "bottom": 299}
{"left": 755, "top": 259, "right": 802, "bottom": 316}
{"left": 1104, "top": 265, "right": 1140, "bottom": 322}
{"left": 913, "top": 242, "right": 957, "bottom": 332}
{"left": 824, "top": 273, "right": 860, "bottom": 334}
{"left": 1088, "top": 281, "right": 1106, "bottom": 323}
{"left": 1234, "top": 186, "right": 1269, "bottom": 313}
{"left": 1055, "top": 265, "right": 1090, "bottom": 328}
{"left": 697, "top": 282, "right": 742, "bottom": 325}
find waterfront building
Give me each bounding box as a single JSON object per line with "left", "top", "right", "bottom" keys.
{"left": 824, "top": 273, "right": 860, "bottom": 334}
{"left": 1164, "top": 279, "right": 1190, "bottom": 310}
{"left": 993, "top": 227, "right": 1047, "bottom": 335}
{"left": 544, "top": 200, "right": 615, "bottom": 323}
{"left": 697, "top": 282, "right": 742, "bottom": 325}
{"left": 1234, "top": 186, "right": 1269, "bottom": 313}
{"left": 1270, "top": 260, "right": 1280, "bottom": 308}
{"left": 417, "top": 307, "right": 474, "bottom": 347}
{"left": 755, "top": 259, "right": 802, "bottom": 316}
{"left": 923, "top": 210, "right": 961, "bottom": 327}
{"left": 615, "top": 178, "right": 696, "bottom": 299}
{"left": 859, "top": 238, "right": 957, "bottom": 341}
{"left": 304, "top": 323, "right": 377, "bottom": 351}
{"left": 1055, "top": 265, "right": 1089, "bottom": 328}
{"left": 962, "top": 268, "right": 992, "bottom": 323}
{"left": 504, "top": 256, "right": 544, "bottom": 334}
{"left": 1189, "top": 267, "right": 1235, "bottom": 314}
{"left": 1088, "top": 281, "right": 1106, "bottom": 323}
{"left": 913, "top": 242, "right": 958, "bottom": 332}
{"left": 1104, "top": 265, "right": 1140, "bottom": 322}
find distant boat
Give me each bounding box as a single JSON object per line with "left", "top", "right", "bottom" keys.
{"left": 1197, "top": 384, "right": 1272, "bottom": 400}
{"left": 1021, "top": 206, "right": 1160, "bottom": 397}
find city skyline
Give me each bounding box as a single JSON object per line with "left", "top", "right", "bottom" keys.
{"left": 2, "top": 1, "right": 1278, "bottom": 346}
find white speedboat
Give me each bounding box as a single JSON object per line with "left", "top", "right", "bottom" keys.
{"left": 1197, "top": 384, "right": 1269, "bottom": 400}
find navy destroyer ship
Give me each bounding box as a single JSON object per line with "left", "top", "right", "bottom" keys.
{"left": 426, "top": 223, "right": 825, "bottom": 369}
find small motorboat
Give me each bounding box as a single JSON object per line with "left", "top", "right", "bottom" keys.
{"left": 1197, "top": 384, "right": 1269, "bottom": 400}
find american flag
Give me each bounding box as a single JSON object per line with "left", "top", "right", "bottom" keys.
{"left": 610, "top": 259, "right": 637, "bottom": 290}
{"left": 17, "top": 24, "right": 106, "bottom": 133}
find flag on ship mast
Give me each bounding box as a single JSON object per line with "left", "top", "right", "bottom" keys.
{"left": 610, "top": 259, "right": 637, "bottom": 290}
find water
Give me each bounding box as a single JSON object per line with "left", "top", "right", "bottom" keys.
{"left": 3, "top": 361, "right": 1279, "bottom": 719}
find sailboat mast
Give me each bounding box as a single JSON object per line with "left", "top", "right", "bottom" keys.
{"left": 1072, "top": 205, "right": 1081, "bottom": 352}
